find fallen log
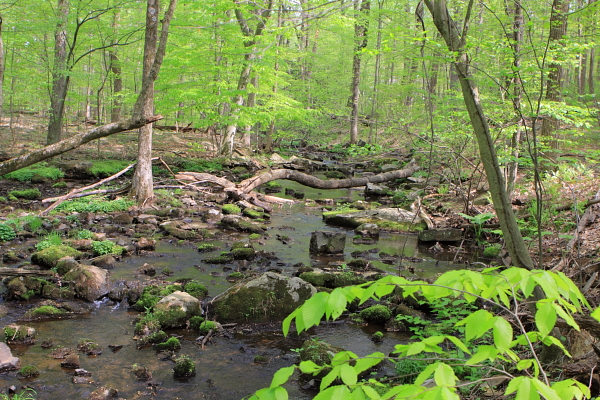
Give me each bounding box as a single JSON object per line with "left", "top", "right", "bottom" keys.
{"left": 0, "top": 115, "right": 163, "bottom": 176}
{"left": 0, "top": 268, "right": 54, "bottom": 277}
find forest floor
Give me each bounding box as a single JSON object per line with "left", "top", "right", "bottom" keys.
{"left": 1, "top": 114, "right": 600, "bottom": 295}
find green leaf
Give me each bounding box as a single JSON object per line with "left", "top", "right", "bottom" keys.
{"left": 536, "top": 300, "right": 557, "bottom": 337}
{"left": 354, "top": 352, "right": 385, "bottom": 374}
{"left": 415, "top": 362, "right": 439, "bottom": 385}
{"left": 270, "top": 366, "right": 295, "bottom": 388}
{"left": 456, "top": 309, "right": 494, "bottom": 342}
{"left": 320, "top": 366, "right": 340, "bottom": 391}
{"left": 361, "top": 385, "right": 381, "bottom": 399}
{"left": 531, "top": 378, "right": 561, "bottom": 400}
{"left": 326, "top": 289, "right": 348, "bottom": 320}
{"left": 299, "top": 360, "right": 323, "bottom": 375}
{"left": 349, "top": 387, "right": 367, "bottom": 400}
{"left": 340, "top": 364, "right": 357, "bottom": 386}
{"left": 434, "top": 363, "right": 457, "bottom": 387}
{"left": 552, "top": 303, "right": 579, "bottom": 331}
{"left": 445, "top": 336, "right": 471, "bottom": 354}
{"left": 466, "top": 345, "right": 498, "bottom": 365}
{"left": 314, "top": 385, "right": 352, "bottom": 400}
{"left": 506, "top": 376, "right": 525, "bottom": 395}
{"left": 273, "top": 386, "right": 288, "bottom": 400}
{"left": 493, "top": 317, "right": 513, "bottom": 352}
{"left": 301, "top": 293, "right": 328, "bottom": 330}
{"left": 590, "top": 307, "right": 600, "bottom": 322}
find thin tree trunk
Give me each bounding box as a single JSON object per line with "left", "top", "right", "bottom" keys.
{"left": 423, "top": 0, "right": 534, "bottom": 271}
{"left": 0, "top": 14, "right": 5, "bottom": 118}
{"left": 540, "top": 0, "right": 569, "bottom": 149}
{"left": 368, "top": 1, "right": 383, "bottom": 143}
{"left": 349, "top": 0, "right": 370, "bottom": 144}
{"left": 130, "top": 0, "right": 177, "bottom": 206}
{"left": 47, "top": 0, "right": 70, "bottom": 145}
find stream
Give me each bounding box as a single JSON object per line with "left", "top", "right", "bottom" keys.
{"left": 0, "top": 182, "right": 476, "bottom": 399}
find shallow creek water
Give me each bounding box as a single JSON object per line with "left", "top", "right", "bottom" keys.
{"left": 0, "top": 182, "right": 475, "bottom": 399}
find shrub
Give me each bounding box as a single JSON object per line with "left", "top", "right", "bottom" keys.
{"left": 91, "top": 240, "right": 123, "bottom": 256}
{"left": 54, "top": 196, "right": 134, "bottom": 213}
{"left": 36, "top": 232, "right": 63, "bottom": 251}
{"left": 0, "top": 224, "right": 16, "bottom": 242}
{"left": 74, "top": 229, "right": 94, "bottom": 240}
{"left": 8, "top": 189, "right": 41, "bottom": 200}
{"left": 483, "top": 243, "right": 502, "bottom": 258}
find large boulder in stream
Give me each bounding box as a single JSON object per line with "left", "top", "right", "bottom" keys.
{"left": 31, "top": 245, "right": 82, "bottom": 269}
{"left": 0, "top": 343, "right": 19, "bottom": 372}
{"left": 323, "top": 208, "right": 426, "bottom": 232}
{"left": 63, "top": 265, "right": 111, "bottom": 301}
{"left": 154, "top": 291, "right": 201, "bottom": 328}
{"left": 309, "top": 231, "right": 346, "bottom": 255}
{"left": 209, "top": 272, "right": 316, "bottom": 323}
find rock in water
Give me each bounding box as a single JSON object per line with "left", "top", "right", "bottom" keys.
{"left": 309, "top": 231, "right": 346, "bottom": 254}
{"left": 210, "top": 272, "right": 316, "bottom": 323}
{"left": 0, "top": 343, "right": 20, "bottom": 372}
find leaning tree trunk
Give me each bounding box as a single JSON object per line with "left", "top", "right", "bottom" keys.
{"left": 47, "top": 0, "right": 70, "bottom": 145}
{"left": 423, "top": 0, "right": 534, "bottom": 271}
{"left": 0, "top": 116, "right": 162, "bottom": 176}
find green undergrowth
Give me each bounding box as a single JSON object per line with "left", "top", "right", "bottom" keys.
{"left": 3, "top": 163, "right": 64, "bottom": 182}
{"left": 53, "top": 196, "right": 134, "bottom": 214}
{"left": 179, "top": 158, "right": 225, "bottom": 173}
{"left": 90, "top": 160, "right": 133, "bottom": 177}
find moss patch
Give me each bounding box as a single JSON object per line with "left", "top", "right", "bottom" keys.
{"left": 31, "top": 245, "right": 82, "bottom": 269}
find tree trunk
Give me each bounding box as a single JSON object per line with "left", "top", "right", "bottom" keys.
{"left": 110, "top": 11, "right": 122, "bottom": 122}
{"left": 423, "top": 0, "right": 534, "bottom": 271}
{"left": 0, "top": 115, "right": 162, "bottom": 176}
{"left": 47, "top": 0, "right": 70, "bottom": 145}
{"left": 0, "top": 14, "right": 5, "bottom": 117}
{"left": 368, "top": 1, "right": 383, "bottom": 143}
{"left": 349, "top": 0, "right": 370, "bottom": 144}
{"left": 540, "top": 0, "right": 569, "bottom": 149}
{"left": 130, "top": 0, "right": 177, "bottom": 206}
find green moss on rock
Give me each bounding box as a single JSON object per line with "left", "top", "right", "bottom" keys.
{"left": 31, "top": 245, "right": 82, "bottom": 269}
{"left": 360, "top": 305, "right": 392, "bottom": 323}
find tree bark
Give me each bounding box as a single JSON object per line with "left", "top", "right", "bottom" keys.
{"left": 0, "top": 115, "right": 162, "bottom": 177}
{"left": 422, "top": 0, "right": 534, "bottom": 271}
{"left": 349, "top": 0, "right": 370, "bottom": 144}
{"left": 47, "top": 0, "right": 70, "bottom": 145}
{"left": 109, "top": 12, "right": 122, "bottom": 123}
{"left": 540, "top": 0, "right": 570, "bottom": 149}
{"left": 130, "top": 0, "right": 177, "bottom": 206}
{"left": 0, "top": 14, "right": 5, "bottom": 117}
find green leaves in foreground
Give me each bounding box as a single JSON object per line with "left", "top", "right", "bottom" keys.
{"left": 251, "top": 267, "right": 599, "bottom": 400}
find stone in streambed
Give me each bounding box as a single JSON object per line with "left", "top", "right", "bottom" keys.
{"left": 309, "top": 231, "right": 346, "bottom": 254}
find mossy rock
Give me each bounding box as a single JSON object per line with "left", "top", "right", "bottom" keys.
{"left": 173, "top": 355, "right": 195, "bottom": 379}
{"left": 55, "top": 257, "right": 81, "bottom": 275}
{"left": 31, "top": 245, "right": 82, "bottom": 269}
{"left": 41, "top": 282, "right": 75, "bottom": 300}
{"left": 323, "top": 208, "right": 426, "bottom": 232}
{"left": 154, "top": 291, "right": 201, "bottom": 328}
{"left": 299, "top": 271, "right": 366, "bottom": 289}
{"left": 231, "top": 247, "right": 255, "bottom": 261}
{"left": 222, "top": 204, "right": 242, "bottom": 215}
{"left": 242, "top": 208, "right": 263, "bottom": 219}
{"left": 219, "top": 216, "right": 266, "bottom": 234}
{"left": 324, "top": 170, "right": 348, "bottom": 179}
{"left": 184, "top": 282, "right": 208, "bottom": 299}
{"left": 63, "top": 265, "right": 111, "bottom": 302}
{"left": 298, "top": 339, "right": 344, "bottom": 378}
{"left": 202, "top": 253, "right": 234, "bottom": 264}
{"left": 360, "top": 305, "right": 392, "bottom": 323}
{"left": 210, "top": 272, "right": 316, "bottom": 323}
{"left": 8, "top": 189, "right": 41, "bottom": 200}
{"left": 4, "top": 324, "right": 36, "bottom": 344}
{"left": 154, "top": 337, "right": 181, "bottom": 351}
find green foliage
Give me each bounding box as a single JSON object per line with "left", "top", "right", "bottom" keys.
{"left": 36, "top": 232, "right": 63, "bottom": 251}
{"left": 251, "top": 267, "right": 596, "bottom": 400}
{"left": 31, "top": 305, "right": 64, "bottom": 316}
{"left": 54, "top": 196, "right": 134, "bottom": 213}
{"left": 0, "top": 389, "right": 37, "bottom": 400}
{"left": 90, "top": 160, "right": 133, "bottom": 177}
{"left": 0, "top": 223, "right": 16, "bottom": 242}
{"left": 180, "top": 158, "right": 225, "bottom": 173}
{"left": 91, "top": 240, "right": 123, "bottom": 256}
{"left": 8, "top": 189, "right": 41, "bottom": 200}
{"left": 458, "top": 212, "right": 495, "bottom": 245}
{"left": 189, "top": 316, "right": 205, "bottom": 330}
{"left": 4, "top": 163, "right": 64, "bottom": 182}
{"left": 52, "top": 181, "right": 67, "bottom": 188}
{"left": 73, "top": 229, "right": 94, "bottom": 240}
{"left": 483, "top": 243, "right": 502, "bottom": 258}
